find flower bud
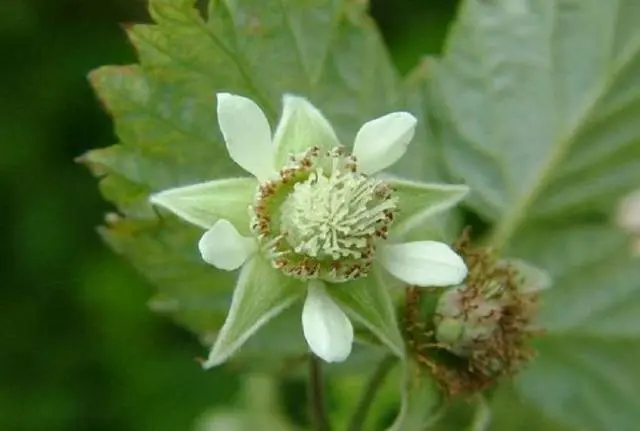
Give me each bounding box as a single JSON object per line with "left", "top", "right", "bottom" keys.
{"left": 403, "top": 230, "right": 551, "bottom": 396}
{"left": 434, "top": 285, "right": 502, "bottom": 356}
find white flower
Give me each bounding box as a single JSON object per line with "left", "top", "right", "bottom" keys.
{"left": 150, "top": 93, "right": 469, "bottom": 366}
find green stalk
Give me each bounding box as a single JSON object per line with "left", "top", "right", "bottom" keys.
{"left": 347, "top": 355, "right": 397, "bottom": 431}
{"left": 309, "top": 355, "right": 330, "bottom": 431}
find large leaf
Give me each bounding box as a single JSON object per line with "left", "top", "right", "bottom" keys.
{"left": 490, "top": 224, "right": 640, "bottom": 430}
{"left": 428, "top": 0, "right": 640, "bottom": 247}
{"left": 489, "top": 386, "right": 570, "bottom": 431}
{"left": 83, "top": 0, "right": 436, "bottom": 363}
{"left": 99, "top": 210, "right": 234, "bottom": 335}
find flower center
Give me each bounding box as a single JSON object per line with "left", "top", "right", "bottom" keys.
{"left": 280, "top": 169, "right": 396, "bottom": 259}
{"left": 250, "top": 146, "right": 398, "bottom": 282}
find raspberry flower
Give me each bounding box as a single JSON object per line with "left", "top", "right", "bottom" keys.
{"left": 150, "top": 93, "right": 469, "bottom": 367}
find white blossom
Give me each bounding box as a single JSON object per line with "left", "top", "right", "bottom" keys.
{"left": 151, "top": 93, "right": 469, "bottom": 365}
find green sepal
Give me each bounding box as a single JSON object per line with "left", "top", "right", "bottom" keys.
{"left": 203, "top": 255, "right": 304, "bottom": 368}
{"left": 386, "top": 177, "right": 469, "bottom": 239}
{"left": 150, "top": 177, "right": 257, "bottom": 235}
{"left": 327, "top": 267, "right": 406, "bottom": 359}
{"left": 272, "top": 95, "right": 340, "bottom": 169}
{"left": 500, "top": 258, "right": 553, "bottom": 293}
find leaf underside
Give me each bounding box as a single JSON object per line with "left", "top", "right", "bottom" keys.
{"left": 420, "top": 1, "right": 640, "bottom": 429}
{"left": 501, "top": 224, "right": 640, "bottom": 431}
{"left": 429, "top": 0, "right": 640, "bottom": 243}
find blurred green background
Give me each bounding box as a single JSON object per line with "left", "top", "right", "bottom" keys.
{"left": 0, "top": 1, "right": 458, "bottom": 429}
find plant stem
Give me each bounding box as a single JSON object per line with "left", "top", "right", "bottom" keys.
{"left": 469, "top": 394, "right": 492, "bottom": 431}
{"left": 309, "top": 355, "right": 330, "bottom": 431}
{"left": 347, "top": 355, "right": 397, "bottom": 431}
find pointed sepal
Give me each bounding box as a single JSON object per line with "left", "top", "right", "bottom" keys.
{"left": 386, "top": 177, "right": 469, "bottom": 239}
{"left": 202, "top": 256, "right": 304, "bottom": 368}
{"left": 327, "top": 267, "right": 406, "bottom": 359}
{"left": 150, "top": 177, "right": 257, "bottom": 234}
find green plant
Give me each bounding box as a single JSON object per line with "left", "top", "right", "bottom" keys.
{"left": 83, "top": 1, "right": 640, "bottom": 429}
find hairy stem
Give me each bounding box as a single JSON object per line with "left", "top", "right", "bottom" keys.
{"left": 469, "top": 395, "right": 492, "bottom": 431}
{"left": 309, "top": 355, "right": 330, "bottom": 431}
{"left": 347, "top": 355, "right": 397, "bottom": 431}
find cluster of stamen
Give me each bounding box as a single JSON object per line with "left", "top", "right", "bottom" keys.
{"left": 250, "top": 146, "right": 398, "bottom": 282}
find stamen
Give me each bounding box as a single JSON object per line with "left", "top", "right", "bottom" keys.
{"left": 280, "top": 169, "right": 394, "bottom": 260}
{"left": 250, "top": 146, "right": 398, "bottom": 282}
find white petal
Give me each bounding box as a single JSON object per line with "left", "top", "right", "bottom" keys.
{"left": 217, "top": 93, "right": 274, "bottom": 180}
{"left": 352, "top": 112, "right": 417, "bottom": 174}
{"left": 302, "top": 281, "right": 353, "bottom": 363}
{"left": 272, "top": 94, "right": 340, "bottom": 169}
{"left": 198, "top": 219, "right": 257, "bottom": 270}
{"left": 378, "top": 241, "right": 467, "bottom": 287}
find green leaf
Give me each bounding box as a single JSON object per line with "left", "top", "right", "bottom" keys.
{"left": 489, "top": 385, "right": 570, "bottom": 431}
{"left": 150, "top": 177, "right": 257, "bottom": 233}
{"left": 203, "top": 255, "right": 303, "bottom": 368}
{"left": 428, "top": 0, "right": 640, "bottom": 247}
{"left": 83, "top": 0, "right": 431, "bottom": 362}
{"left": 420, "top": 2, "right": 640, "bottom": 427}
{"left": 328, "top": 267, "right": 406, "bottom": 359}
{"left": 99, "top": 214, "right": 234, "bottom": 335}
{"left": 498, "top": 224, "right": 640, "bottom": 430}
{"left": 386, "top": 177, "right": 469, "bottom": 239}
